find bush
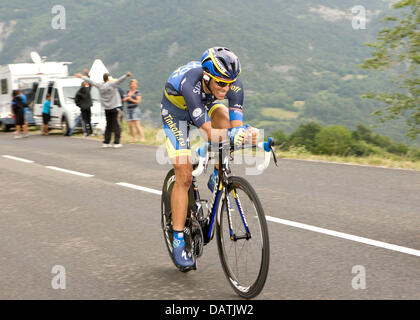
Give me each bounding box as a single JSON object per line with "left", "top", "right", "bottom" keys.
{"left": 349, "top": 140, "right": 378, "bottom": 157}
{"left": 314, "top": 125, "right": 353, "bottom": 156}
{"left": 271, "top": 129, "right": 289, "bottom": 150}
{"left": 289, "top": 122, "right": 322, "bottom": 152}
{"left": 386, "top": 142, "right": 409, "bottom": 156}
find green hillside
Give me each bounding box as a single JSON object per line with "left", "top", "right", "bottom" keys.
{"left": 1, "top": 0, "right": 416, "bottom": 144}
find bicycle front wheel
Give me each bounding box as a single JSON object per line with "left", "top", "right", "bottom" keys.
{"left": 216, "top": 176, "right": 270, "bottom": 299}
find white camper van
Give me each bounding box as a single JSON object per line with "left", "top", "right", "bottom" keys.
{"left": 33, "top": 77, "right": 102, "bottom": 135}
{"left": 0, "top": 52, "right": 70, "bottom": 131}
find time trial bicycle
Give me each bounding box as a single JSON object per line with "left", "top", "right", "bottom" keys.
{"left": 161, "top": 138, "right": 277, "bottom": 298}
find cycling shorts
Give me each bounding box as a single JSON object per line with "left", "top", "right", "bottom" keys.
{"left": 161, "top": 98, "right": 225, "bottom": 158}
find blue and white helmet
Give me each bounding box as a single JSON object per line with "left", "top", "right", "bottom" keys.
{"left": 201, "top": 47, "right": 241, "bottom": 83}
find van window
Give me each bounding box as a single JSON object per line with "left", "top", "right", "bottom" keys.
{"left": 53, "top": 88, "right": 60, "bottom": 106}
{"left": 36, "top": 88, "right": 45, "bottom": 104}
{"left": 62, "top": 86, "right": 80, "bottom": 104}
{"left": 1, "top": 79, "right": 7, "bottom": 94}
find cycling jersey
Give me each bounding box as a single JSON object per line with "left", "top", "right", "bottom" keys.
{"left": 161, "top": 61, "right": 244, "bottom": 158}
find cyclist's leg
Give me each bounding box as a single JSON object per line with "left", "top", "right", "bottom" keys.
{"left": 161, "top": 102, "right": 194, "bottom": 267}
{"left": 206, "top": 103, "right": 230, "bottom": 190}
{"left": 171, "top": 157, "right": 192, "bottom": 231}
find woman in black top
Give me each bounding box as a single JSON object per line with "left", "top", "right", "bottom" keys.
{"left": 11, "top": 90, "right": 25, "bottom": 139}
{"left": 75, "top": 81, "right": 94, "bottom": 136}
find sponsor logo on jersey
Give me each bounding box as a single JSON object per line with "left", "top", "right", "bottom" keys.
{"left": 163, "top": 114, "right": 187, "bottom": 146}
{"left": 193, "top": 81, "right": 201, "bottom": 94}
{"left": 192, "top": 107, "right": 203, "bottom": 118}
{"left": 230, "top": 85, "right": 242, "bottom": 94}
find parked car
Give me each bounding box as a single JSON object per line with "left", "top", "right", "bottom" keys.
{"left": 33, "top": 77, "right": 103, "bottom": 135}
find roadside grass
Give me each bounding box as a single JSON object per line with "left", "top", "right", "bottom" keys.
{"left": 71, "top": 121, "right": 162, "bottom": 146}
{"left": 23, "top": 124, "right": 420, "bottom": 171}
{"left": 278, "top": 146, "right": 420, "bottom": 171}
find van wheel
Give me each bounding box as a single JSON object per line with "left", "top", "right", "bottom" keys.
{"left": 2, "top": 122, "right": 10, "bottom": 132}
{"left": 62, "top": 117, "right": 70, "bottom": 136}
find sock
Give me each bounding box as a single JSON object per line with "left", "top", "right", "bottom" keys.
{"left": 173, "top": 230, "right": 185, "bottom": 248}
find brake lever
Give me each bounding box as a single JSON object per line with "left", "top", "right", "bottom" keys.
{"left": 271, "top": 146, "right": 278, "bottom": 167}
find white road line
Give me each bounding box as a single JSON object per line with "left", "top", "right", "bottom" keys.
{"left": 2, "top": 155, "right": 34, "bottom": 163}
{"left": 266, "top": 216, "right": 420, "bottom": 257}
{"left": 46, "top": 166, "right": 94, "bottom": 178}
{"left": 286, "top": 158, "right": 419, "bottom": 172}
{"left": 116, "top": 182, "right": 162, "bottom": 195}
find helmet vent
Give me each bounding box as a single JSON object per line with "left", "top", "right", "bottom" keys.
{"left": 219, "top": 58, "right": 230, "bottom": 74}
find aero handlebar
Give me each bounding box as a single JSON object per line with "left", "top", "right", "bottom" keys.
{"left": 192, "top": 137, "right": 278, "bottom": 177}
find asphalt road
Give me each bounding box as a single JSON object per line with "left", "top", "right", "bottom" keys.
{"left": 0, "top": 132, "right": 419, "bottom": 300}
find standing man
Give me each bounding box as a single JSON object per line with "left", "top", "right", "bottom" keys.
{"left": 75, "top": 81, "right": 94, "bottom": 137}
{"left": 18, "top": 89, "right": 29, "bottom": 137}
{"left": 76, "top": 71, "right": 131, "bottom": 148}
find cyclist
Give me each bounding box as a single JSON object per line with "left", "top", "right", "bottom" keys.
{"left": 161, "top": 47, "right": 256, "bottom": 269}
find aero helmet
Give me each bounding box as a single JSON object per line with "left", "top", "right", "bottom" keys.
{"left": 201, "top": 47, "right": 241, "bottom": 83}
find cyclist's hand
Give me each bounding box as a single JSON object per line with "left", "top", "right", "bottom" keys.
{"left": 245, "top": 125, "right": 259, "bottom": 145}
{"left": 228, "top": 126, "right": 246, "bottom": 146}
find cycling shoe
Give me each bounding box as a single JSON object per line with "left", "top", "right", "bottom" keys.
{"left": 172, "top": 245, "right": 195, "bottom": 270}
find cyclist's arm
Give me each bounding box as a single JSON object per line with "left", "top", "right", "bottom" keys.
{"left": 180, "top": 80, "right": 227, "bottom": 143}
{"left": 226, "top": 79, "right": 258, "bottom": 143}
{"left": 226, "top": 78, "right": 244, "bottom": 127}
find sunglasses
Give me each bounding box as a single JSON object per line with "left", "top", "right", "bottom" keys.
{"left": 214, "top": 79, "right": 232, "bottom": 88}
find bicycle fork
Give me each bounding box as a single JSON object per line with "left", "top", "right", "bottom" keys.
{"left": 222, "top": 187, "right": 252, "bottom": 242}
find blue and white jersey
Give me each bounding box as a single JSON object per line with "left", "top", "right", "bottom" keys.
{"left": 163, "top": 61, "right": 244, "bottom": 128}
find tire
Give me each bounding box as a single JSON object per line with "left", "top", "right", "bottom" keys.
{"left": 161, "top": 169, "right": 176, "bottom": 265}
{"left": 62, "top": 117, "right": 70, "bottom": 136}
{"left": 216, "top": 176, "right": 270, "bottom": 299}
{"left": 2, "top": 122, "right": 10, "bottom": 132}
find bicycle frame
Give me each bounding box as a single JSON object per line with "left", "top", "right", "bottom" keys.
{"left": 191, "top": 141, "right": 252, "bottom": 245}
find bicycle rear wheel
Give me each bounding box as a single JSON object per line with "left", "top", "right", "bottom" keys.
{"left": 216, "top": 176, "right": 270, "bottom": 298}
{"left": 161, "top": 169, "right": 176, "bottom": 265}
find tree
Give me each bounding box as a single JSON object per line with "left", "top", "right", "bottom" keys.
{"left": 271, "top": 128, "right": 289, "bottom": 150}
{"left": 361, "top": 0, "right": 420, "bottom": 139}
{"left": 289, "top": 122, "right": 322, "bottom": 152}
{"left": 314, "top": 125, "right": 353, "bottom": 156}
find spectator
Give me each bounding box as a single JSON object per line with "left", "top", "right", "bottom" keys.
{"left": 18, "top": 89, "right": 29, "bottom": 137}
{"left": 123, "top": 79, "right": 145, "bottom": 143}
{"left": 76, "top": 71, "right": 131, "bottom": 148}
{"left": 75, "top": 81, "right": 94, "bottom": 136}
{"left": 42, "top": 93, "right": 51, "bottom": 135}
{"left": 11, "top": 90, "right": 25, "bottom": 139}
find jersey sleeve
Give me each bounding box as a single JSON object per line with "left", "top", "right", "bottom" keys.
{"left": 179, "top": 70, "right": 209, "bottom": 128}
{"left": 226, "top": 78, "right": 244, "bottom": 122}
